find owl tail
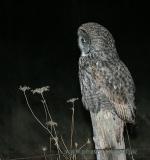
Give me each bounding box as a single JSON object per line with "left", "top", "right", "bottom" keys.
{"left": 114, "top": 104, "right": 136, "bottom": 124}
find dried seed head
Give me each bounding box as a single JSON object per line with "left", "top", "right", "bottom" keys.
{"left": 67, "top": 98, "right": 79, "bottom": 103}
{"left": 42, "top": 146, "right": 47, "bottom": 152}
{"left": 32, "top": 86, "right": 50, "bottom": 94}
{"left": 87, "top": 138, "right": 91, "bottom": 144}
{"left": 19, "top": 86, "right": 30, "bottom": 92}
{"left": 46, "top": 120, "right": 58, "bottom": 127}
{"left": 75, "top": 142, "right": 78, "bottom": 148}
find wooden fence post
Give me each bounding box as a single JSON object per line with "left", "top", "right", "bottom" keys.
{"left": 90, "top": 110, "right": 126, "bottom": 160}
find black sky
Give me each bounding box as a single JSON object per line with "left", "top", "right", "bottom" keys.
{"left": 0, "top": 0, "right": 150, "bottom": 87}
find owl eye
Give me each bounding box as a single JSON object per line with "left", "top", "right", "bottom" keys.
{"left": 81, "top": 38, "right": 86, "bottom": 43}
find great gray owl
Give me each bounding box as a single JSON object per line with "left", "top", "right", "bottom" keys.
{"left": 78, "top": 22, "right": 136, "bottom": 160}
{"left": 78, "top": 22, "right": 136, "bottom": 124}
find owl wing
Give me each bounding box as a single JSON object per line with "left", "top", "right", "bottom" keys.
{"left": 89, "top": 60, "right": 136, "bottom": 123}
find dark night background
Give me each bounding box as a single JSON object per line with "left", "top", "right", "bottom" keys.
{"left": 0, "top": 0, "right": 150, "bottom": 159}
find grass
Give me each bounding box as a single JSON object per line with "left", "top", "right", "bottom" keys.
{"left": 19, "top": 85, "right": 91, "bottom": 160}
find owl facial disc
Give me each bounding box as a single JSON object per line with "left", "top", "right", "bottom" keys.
{"left": 78, "top": 36, "right": 90, "bottom": 56}
{"left": 78, "top": 29, "right": 91, "bottom": 56}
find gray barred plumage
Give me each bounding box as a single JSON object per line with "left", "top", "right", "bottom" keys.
{"left": 78, "top": 22, "right": 136, "bottom": 123}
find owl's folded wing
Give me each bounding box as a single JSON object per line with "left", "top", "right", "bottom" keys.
{"left": 92, "top": 63, "right": 136, "bottom": 124}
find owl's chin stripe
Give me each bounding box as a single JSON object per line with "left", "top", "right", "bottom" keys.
{"left": 81, "top": 50, "right": 91, "bottom": 57}
{"left": 81, "top": 52, "right": 87, "bottom": 57}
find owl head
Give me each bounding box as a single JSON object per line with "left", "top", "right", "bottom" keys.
{"left": 77, "top": 22, "right": 117, "bottom": 58}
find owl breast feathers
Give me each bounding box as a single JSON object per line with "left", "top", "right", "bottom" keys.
{"left": 78, "top": 22, "right": 136, "bottom": 123}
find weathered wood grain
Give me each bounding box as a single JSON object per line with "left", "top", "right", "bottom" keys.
{"left": 90, "top": 110, "right": 126, "bottom": 160}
